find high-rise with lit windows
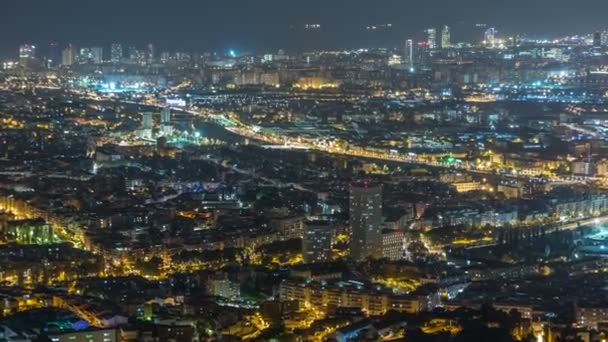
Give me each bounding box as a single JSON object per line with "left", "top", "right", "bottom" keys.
{"left": 111, "top": 43, "right": 123, "bottom": 63}
{"left": 90, "top": 47, "right": 103, "bottom": 64}
{"left": 303, "top": 220, "right": 333, "bottom": 264}
{"left": 484, "top": 27, "right": 497, "bottom": 46}
{"left": 593, "top": 31, "right": 602, "bottom": 47}
{"left": 426, "top": 28, "right": 437, "bottom": 49}
{"left": 61, "top": 45, "right": 76, "bottom": 66}
{"left": 160, "top": 107, "right": 173, "bottom": 136}
{"left": 349, "top": 182, "right": 383, "bottom": 261}
{"left": 405, "top": 39, "right": 414, "bottom": 70}
{"left": 19, "top": 44, "right": 36, "bottom": 60}
{"left": 441, "top": 25, "right": 451, "bottom": 49}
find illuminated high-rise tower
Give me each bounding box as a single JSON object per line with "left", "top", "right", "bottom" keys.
{"left": 405, "top": 39, "right": 414, "bottom": 71}
{"left": 426, "top": 28, "right": 437, "bottom": 50}
{"left": 19, "top": 44, "right": 36, "bottom": 68}
{"left": 601, "top": 31, "right": 608, "bottom": 46}
{"left": 593, "top": 31, "right": 602, "bottom": 48}
{"left": 47, "top": 42, "right": 61, "bottom": 68}
{"left": 139, "top": 112, "right": 154, "bottom": 140}
{"left": 160, "top": 107, "right": 173, "bottom": 136}
{"left": 161, "top": 107, "right": 171, "bottom": 124}
{"left": 349, "top": 182, "right": 383, "bottom": 261}
{"left": 90, "top": 47, "right": 103, "bottom": 64}
{"left": 146, "top": 43, "right": 155, "bottom": 64}
{"left": 441, "top": 25, "right": 451, "bottom": 49}
{"left": 78, "top": 47, "right": 102, "bottom": 64}
{"left": 142, "top": 112, "right": 153, "bottom": 130}
{"left": 111, "top": 43, "right": 123, "bottom": 63}
{"left": 484, "top": 27, "right": 497, "bottom": 46}
{"left": 61, "top": 45, "right": 77, "bottom": 66}
{"left": 303, "top": 220, "right": 333, "bottom": 264}
{"left": 19, "top": 44, "right": 36, "bottom": 60}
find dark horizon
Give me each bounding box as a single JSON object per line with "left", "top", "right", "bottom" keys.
{"left": 1, "top": 0, "right": 607, "bottom": 57}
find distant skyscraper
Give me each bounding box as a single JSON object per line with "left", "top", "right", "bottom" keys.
{"left": 593, "top": 31, "right": 602, "bottom": 47}
{"left": 160, "top": 51, "right": 171, "bottom": 63}
{"left": 78, "top": 47, "right": 102, "bottom": 64}
{"left": 303, "top": 220, "right": 333, "bottom": 264}
{"left": 601, "top": 31, "right": 608, "bottom": 46}
{"left": 405, "top": 39, "right": 414, "bottom": 70}
{"left": 142, "top": 112, "right": 153, "bottom": 130}
{"left": 484, "top": 27, "right": 497, "bottom": 46}
{"left": 46, "top": 43, "right": 61, "bottom": 68}
{"left": 19, "top": 44, "right": 36, "bottom": 60}
{"left": 160, "top": 107, "right": 173, "bottom": 136}
{"left": 441, "top": 25, "right": 451, "bottom": 49}
{"left": 128, "top": 46, "right": 137, "bottom": 60}
{"left": 161, "top": 107, "right": 171, "bottom": 124}
{"left": 78, "top": 48, "right": 90, "bottom": 63}
{"left": 61, "top": 45, "right": 76, "bottom": 66}
{"left": 416, "top": 41, "right": 431, "bottom": 67}
{"left": 349, "top": 182, "right": 383, "bottom": 261}
{"left": 147, "top": 43, "right": 155, "bottom": 63}
{"left": 111, "top": 44, "right": 123, "bottom": 63}
{"left": 426, "top": 28, "right": 437, "bottom": 49}
{"left": 90, "top": 47, "right": 103, "bottom": 64}
{"left": 128, "top": 46, "right": 146, "bottom": 64}
{"left": 140, "top": 112, "right": 154, "bottom": 140}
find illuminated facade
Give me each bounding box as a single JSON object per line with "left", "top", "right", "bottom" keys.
{"left": 405, "top": 39, "right": 414, "bottom": 70}
{"left": 62, "top": 45, "right": 77, "bottom": 66}
{"left": 5, "top": 219, "right": 60, "bottom": 245}
{"left": 19, "top": 44, "right": 36, "bottom": 60}
{"left": 484, "top": 27, "right": 497, "bottom": 46}
{"left": 279, "top": 280, "right": 439, "bottom": 316}
{"left": 110, "top": 43, "right": 123, "bottom": 63}
{"left": 426, "top": 28, "right": 437, "bottom": 49}
{"left": 441, "top": 25, "right": 451, "bottom": 49}
{"left": 142, "top": 112, "right": 153, "bottom": 130}
{"left": 349, "top": 183, "right": 382, "bottom": 261}
{"left": 381, "top": 230, "right": 405, "bottom": 261}
{"left": 303, "top": 220, "right": 332, "bottom": 264}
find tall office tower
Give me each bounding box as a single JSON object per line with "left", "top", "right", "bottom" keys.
{"left": 61, "top": 45, "right": 77, "bottom": 66}
{"left": 90, "top": 47, "right": 103, "bottom": 64}
{"left": 139, "top": 112, "right": 154, "bottom": 140}
{"left": 405, "top": 39, "right": 414, "bottom": 71}
{"left": 601, "top": 31, "right": 608, "bottom": 46}
{"left": 416, "top": 41, "right": 431, "bottom": 67}
{"left": 160, "top": 51, "right": 171, "bottom": 63}
{"left": 142, "top": 112, "right": 153, "bottom": 130}
{"left": 303, "top": 220, "right": 333, "bottom": 264}
{"left": 484, "top": 27, "right": 497, "bottom": 46}
{"left": 146, "top": 43, "right": 155, "bottom": 64}
{"left": 78, "top": 48, "right": 91, "bottom": 64}
{"left": 46, "top": 42, "right": 61, "bottom": 68}
{"left": 593, "top": 31, "right": 602, "bottom": 47}
{"left": 111, "top": 44, "right": 123, "bottom": 63}
{"left": 128, "top": 46, "right": 138, "bottom": 60}
{"left": 128, "top": 46, "right": 145, "bottom": 64}
{"left": 160, "top": 107, "right": 173, "bottom": 136}
{"left": 161, "top": 107, "right": 171, "bottom": 124}
{"left": 441, "top": 25, "right": 451, "bottom": 49}
{"left": 349, "top": 182, "right": 383, "bottom": 261}
{"left": 426, "top": 28, "right": 437, "bottom": 49}
{"left": 19, "top": 44, "right": 36, "bottom": 60}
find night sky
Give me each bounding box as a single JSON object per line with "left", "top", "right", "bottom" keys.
{"left": 1, "top": 0, "right": 606, "bottom": 56}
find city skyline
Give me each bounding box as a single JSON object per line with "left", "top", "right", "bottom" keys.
{"left": 3, "top": 1, "right": 608, "bottom": 341}
{"left": 2, "top": 0, "right": 608, "bottom": 56}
